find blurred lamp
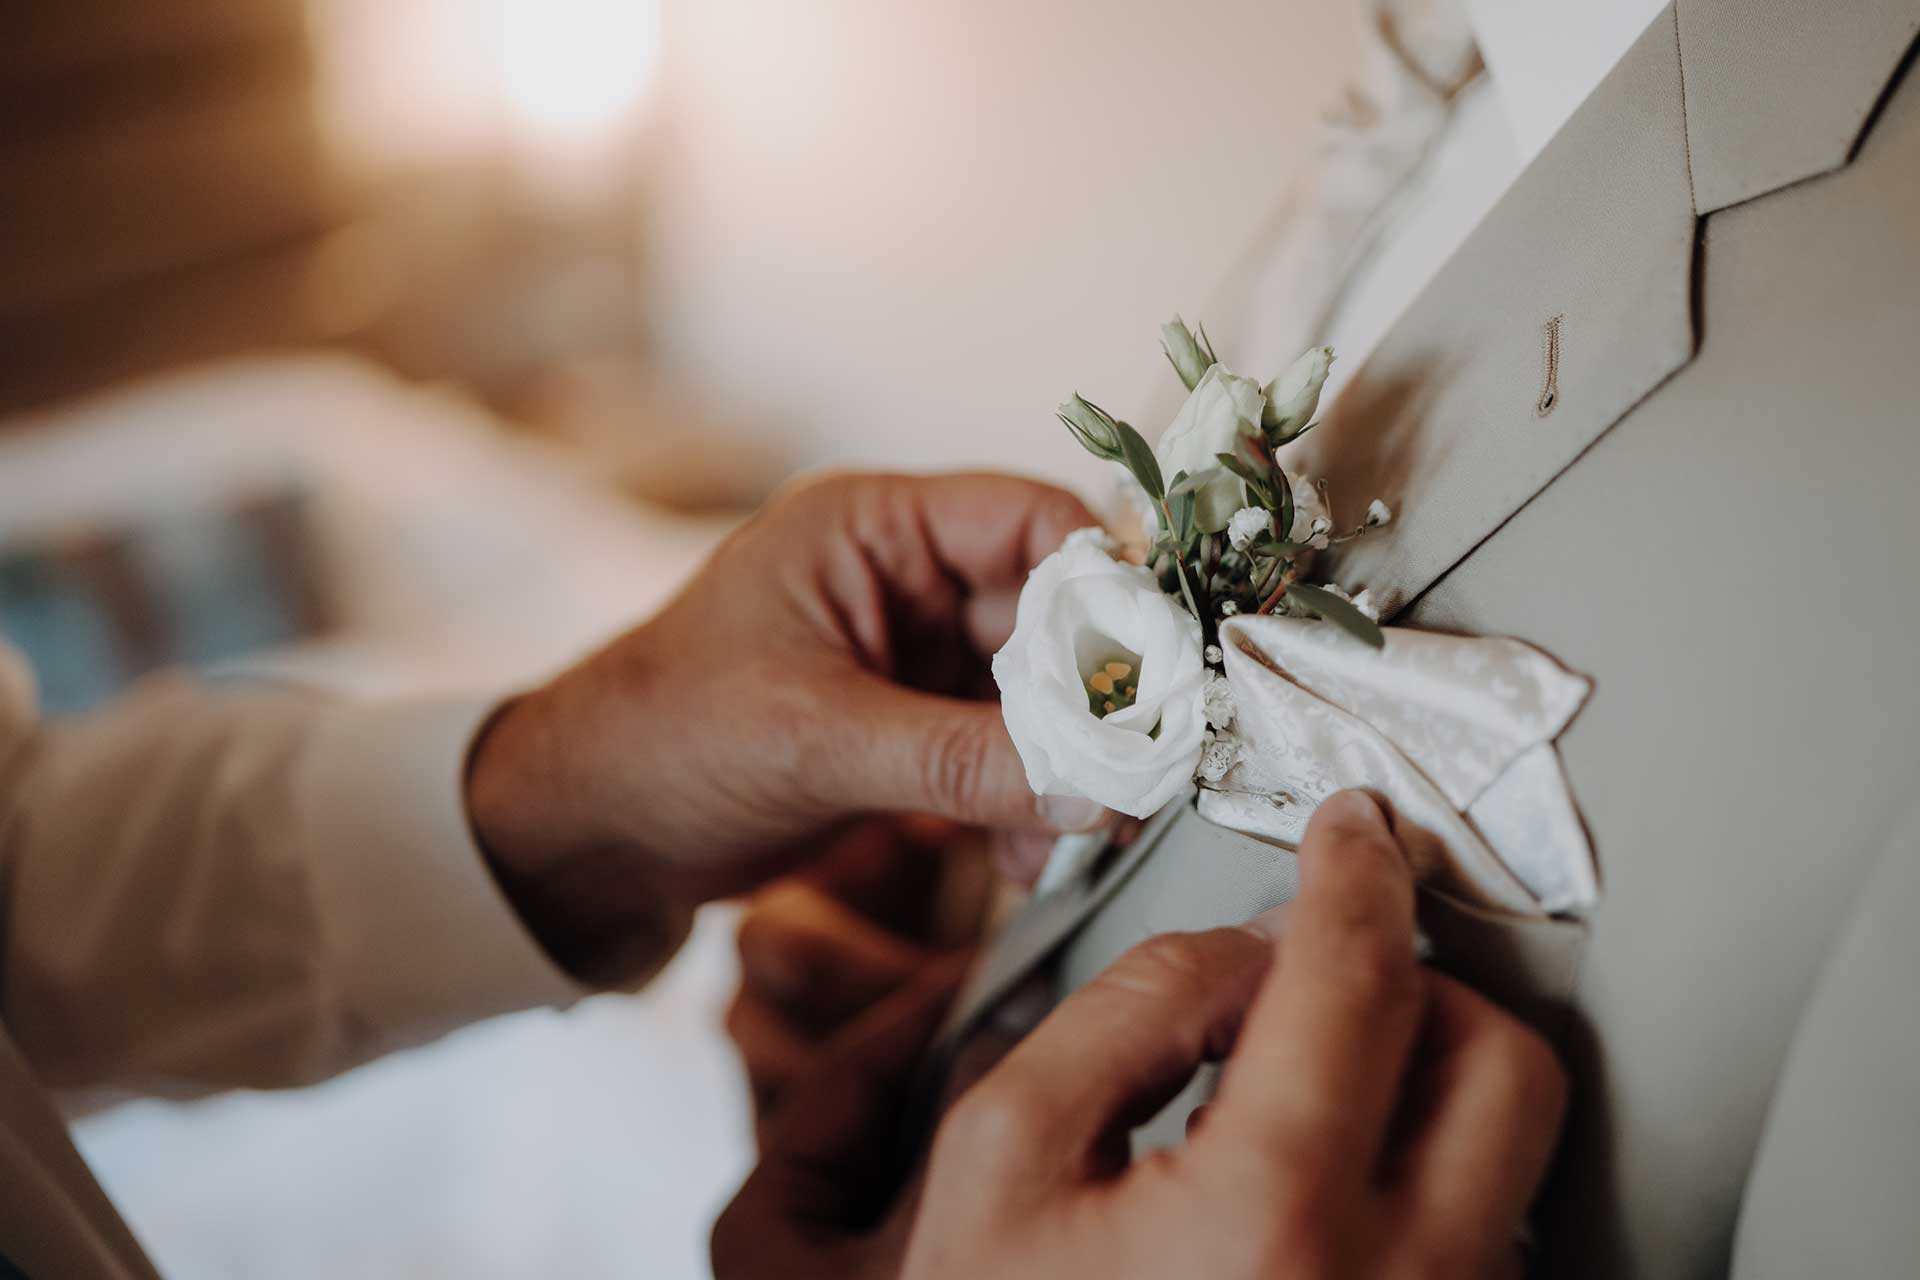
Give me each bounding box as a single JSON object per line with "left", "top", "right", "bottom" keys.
{"left": 485, "top": 0, "right": 663, "bottom": 136}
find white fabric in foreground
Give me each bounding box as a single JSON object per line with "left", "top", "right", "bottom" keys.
{"left": 1197, "top": 614, "right": 1596, "bottom": 916}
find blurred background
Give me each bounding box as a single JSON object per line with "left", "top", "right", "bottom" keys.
{"left": 2, "top": 1, "right": 1359, "bottom": 1274}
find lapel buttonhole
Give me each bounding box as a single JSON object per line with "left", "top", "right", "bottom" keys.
{"left": 1536, "top": 313, "right": 1565, "bottom": 418}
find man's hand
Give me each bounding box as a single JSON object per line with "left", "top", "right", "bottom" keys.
{"left": 727, "top": 817, "right": 990, "bottom": 1135}
{"left": 465, "top": 472, "right": 1104, "bottom": 979}
{"left": 714, "top": 957, "right": 968, "bottom": 1280}
{"left": 714, "top": 791, "right": 1568, "bottom": 1279}
{"left": 906, "top": 790, "right": 1568, "bottom": 1277}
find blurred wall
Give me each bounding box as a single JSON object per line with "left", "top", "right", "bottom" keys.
{"left": 643, "top": 0, "right": 1361, "bottom": 497}
{"left": 0, "top": 0, "right": 340, "bottom": 413}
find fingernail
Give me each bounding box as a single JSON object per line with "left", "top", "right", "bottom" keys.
{"left": 1320, "top": 789, "right": 1388, "bottom": 831}
{"left": 1241, "top": 902, "right": 1292, "bottom": 939}
{"left": 1040, "top": 794, "right": 1108, "bottom": 832}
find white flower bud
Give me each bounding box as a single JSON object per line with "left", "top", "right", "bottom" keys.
{"left": 1161, "top": 315, "right": 1215, "bottom": 391}
{"left": 1058, "top": 394, "right": 1124, "bottom": 461}
{"left": 1220, "top": 600, "right": 1241, "bottom": 616}
{"left": 1226, "top": 505, "right": 1272, "bottom": 552}
{"left": 1366, "top": 498, "right": 1393, "bottom": 527}
{"left": 1204, "top": 643, "right": 1224, "bottom": 666}
{"left": 1262, "top": 346, "right": 1334, "bottom": 441}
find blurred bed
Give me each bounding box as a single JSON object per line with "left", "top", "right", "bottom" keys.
{"left": 0, "top": 352, "right": 755, "bottom": 1279}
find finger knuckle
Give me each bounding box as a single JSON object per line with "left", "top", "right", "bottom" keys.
{"left": 1488, "top": 1020, "right": 1569, "bottom": 1115}
{"left": 734, "top": 911, "right": 779, "bottom": 966}
{"left": 923, "top": 713, "right": 991, "bottom": 816}
{"left": 1104, "top": 932, "right": 1217, "bottom": 1006}
{"left": 735, "top": 909, "right": 813, "bottom": 987}
{"left": 938, "top": 1078, "right": 1044, "bottom": 1172}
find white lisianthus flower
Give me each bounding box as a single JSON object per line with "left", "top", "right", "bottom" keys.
{"left": 1155, "top": 365, "right": 1267, "bottom": 533}
{"left": 1366, "top": 498, "right": 1394, "bottom": 527}
{"left": 1226, "top": 505, "right": 1271, "bottom": 552}
{"left": 1202, "top": 674, "right": 1236, "bottom": 730}
{"left": 992, "top": 530, "right": 1209, "bottom": 818}
{"left": 1197, "top": 731, "right": 1239, "bottom": 783}
{"left": 1286, "top": 473, "right": 1331, "bottom": 549}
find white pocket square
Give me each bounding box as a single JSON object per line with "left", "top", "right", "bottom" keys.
{"left": 1198, "top": 615, "right": 1596, "bottom": 916}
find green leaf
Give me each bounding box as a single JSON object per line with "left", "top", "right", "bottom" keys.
{"left": 1273, "top": 460, "right": 1294, "bottom": 544}
{"left": 1195, "top": 321, "right": 1220, "bottom": 369}
{"left": 1168, "top": 465, "right": 1227, "bottom": 499}
{"left": 1112, "top": 419, "right": 1165, "bottom": 502}
{"left": 1168, "top": 474, "right": 1196, "bottom": 542}
{"left": 1285, "top": 583, "right": 1385, "bottom": 649}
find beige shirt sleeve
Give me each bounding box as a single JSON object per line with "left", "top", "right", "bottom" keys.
{"left": 0, "top": 656, "right": 632, "bottom": 1097}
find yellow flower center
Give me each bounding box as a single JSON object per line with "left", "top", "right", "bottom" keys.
{"left": 1086, "top": 659, "right": 1140, "bottom": 718}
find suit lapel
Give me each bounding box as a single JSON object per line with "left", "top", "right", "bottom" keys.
{"left": 1300, "top": 6, "right": 1698, "bottom": 619}
{"left": 1679, "top": 0, "right": 1920, "bottom": 214}
{"left": 931, "top": 797, "right": 1191, "bottom": 1058}
{"left": 1303, "top": 0, "right": 1920, "bottom": 618}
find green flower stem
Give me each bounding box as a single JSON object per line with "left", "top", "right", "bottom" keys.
{"left": 1156, "top": 497, "right": 1205, "bottom": 627}
{"left": 1254, "top": 563, "right": 1298, "bottom": 616}
{"left": 1252, "top": 553, "right": 1288, "bottom": 601}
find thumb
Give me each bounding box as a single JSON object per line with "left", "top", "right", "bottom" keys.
{"left": 840, "top": 679, "right": 1107, "bottom": 834}
{"left": 951, "top": 926, "right": 1273, "bottom": 1186}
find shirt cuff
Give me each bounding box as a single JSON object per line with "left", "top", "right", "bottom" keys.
{"left": 291, "top": 696, "right": 588, "bottom": 1057}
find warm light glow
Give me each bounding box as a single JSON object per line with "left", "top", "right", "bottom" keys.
{"left": 484, "top": 0, "right": 663, "bottom": 133}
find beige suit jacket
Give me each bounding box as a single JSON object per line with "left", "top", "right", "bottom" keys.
{"left": 0, "top": 646, "right": 593, "bottom": 1278}
{"left": 950, "top": 1, "right": 1920, "bottom": 1275}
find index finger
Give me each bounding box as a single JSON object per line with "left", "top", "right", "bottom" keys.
{"left": 1209, "top": 790, "right": 1426, "bottom": 1181}
{"left": 904, "top": 472, "right": 1099, "bottom": 591}
{"left": 852, "top": 473, "right": 1098, "bottom": 656}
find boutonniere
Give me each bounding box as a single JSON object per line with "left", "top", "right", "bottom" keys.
{"left": 992, "top": 318, "right": 1393, "bottom": 819}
